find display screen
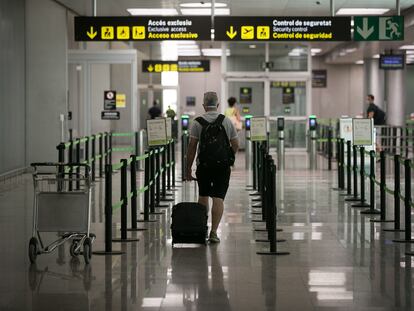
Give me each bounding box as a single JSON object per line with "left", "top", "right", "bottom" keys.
{"left": 181, "top": 118, "right": 189, "bottom": 129}
{"left": 379, "top": 54, "right": 404, "bottom": 70}
{"left": 277, "top": 118, "right": 284, "bottom": 131}
{"left": 309, "top": 118, "right": 317, "bottom": 129}
{"left": 245, "top": 118, "right": 251, "bottom": 130}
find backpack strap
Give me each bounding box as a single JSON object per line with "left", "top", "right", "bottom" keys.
{"left": 195, "top": 116, "right": 209, "bottom": 128}
{"left": 214, "top": 114, "right": 225, "bottom": 126}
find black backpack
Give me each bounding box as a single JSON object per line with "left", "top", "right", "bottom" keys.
{"left": 195, "top": 114, "right": 235, "bottom": 167}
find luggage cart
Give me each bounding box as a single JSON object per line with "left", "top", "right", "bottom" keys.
{"left": 28, "top": 163, "right": 95, "bottom": 264}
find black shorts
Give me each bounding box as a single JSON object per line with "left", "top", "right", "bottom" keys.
{"left": 196, "top": 165, "right": 231, "bottom": 200}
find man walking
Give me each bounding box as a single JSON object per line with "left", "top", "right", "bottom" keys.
{"left": 366, "top": 94, "right": 386, "bottom": 125}
{"left": 186, "top": 92, "right": 239, "bottom": 243}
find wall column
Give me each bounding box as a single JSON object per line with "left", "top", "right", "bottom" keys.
{"left": 363, "top": 58, "right": 385, "bottom": 109}
{"left": 386, "top": 69, "right": 406, "bottom": 126}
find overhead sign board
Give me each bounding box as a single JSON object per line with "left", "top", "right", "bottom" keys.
{"left": 75, "top": 16, "right": 211, "bottom": 41}
{"left": 354, "top": 16, "right": 404, "bottom": 41}
{"left": 214, "top": 16, "right": 351, "bottom": 41}
{"left": 142, "top": 60, "right": 210, "bottom": 72}
{"left": 101, "top": 111, "right": 120, "bottom": 120}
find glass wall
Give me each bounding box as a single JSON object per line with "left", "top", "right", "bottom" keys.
{"left": 270, "top": 81, "right": 306, "bottom": 117}
{"left": 228, "top": 81, "right": 265, "bottom": 116}
{"left": 227, "top": 43, "right": 266, "bottom": 72}
{"left": 269, "top": 44, "right": 308, "bottom": 72}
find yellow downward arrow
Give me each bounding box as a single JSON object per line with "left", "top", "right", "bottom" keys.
{"left": 87, "top": 26, "right": 97, "bottom": 39}
{"left": 226, "top": 26, "right": 237, "bottom": 39}
{"left": 147, "top": 65, "right": 154, "bottom": 72}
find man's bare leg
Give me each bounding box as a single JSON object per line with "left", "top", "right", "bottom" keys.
{"left": 211, "top": 197, "right": 224, "bottom": 233}
{"left": 198, "top": 196, "right": 209, "bottom": 213}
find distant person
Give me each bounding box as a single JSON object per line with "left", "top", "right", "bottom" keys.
{"left": 224, "top": 97, "right": 242, "bottom": 131}
{"left": 366, "top": 94, "right": 386, "bottom": 125}
{"left": 166, "top": 105, "right": 176, "bottom": 119}
{"left": 148, "top": 100, "right": 162, "bottom": 119}
{"left": 186, "top": 92, "right": 239, "bottom": 243}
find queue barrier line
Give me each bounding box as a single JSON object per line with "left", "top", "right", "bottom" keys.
{"left": 112, "top": 147, "right": 135, "bottom": 152}
{"left": 112, "top": 132, "right": 134, "bottom": 137}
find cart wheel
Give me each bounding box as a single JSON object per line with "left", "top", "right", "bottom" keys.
{"left": 70, "top": 241, "right": 80, "bottom": 258}
{"left": 83, "top": 238, "right": 92, "bottom": 264}
{"left": 28, "top": 237, "right": 38, "bottom": 264}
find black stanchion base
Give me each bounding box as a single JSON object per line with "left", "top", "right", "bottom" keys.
{"left": 392, "top": 239, "right": 414, "bottom": 243}
{"left": 252, "top": 206, "right": 262, "bottom": 209}
{"left": 137, "top": 219, "right": 158, "bottom": 223}
{"left": 251, "top": 212, "right": 262, "bottom": 215}
{"left": 360, "top": 209, "right": 381, "bottom": 215}
{"left": 257, "top": 251, "right": 290, "bottom": 255}
{"left": 351, "top": 202, "right": 370, "bottom": 208}
{"left": 251, "top": 198, "right": 262, "bottom": 202}
{"left": 155, "top": 204, "right": 170, "bottom": 208}
{"left": 126, "top": 228, "right": 147, "bottom": 232}
{"left": 255, "top": 239, "right": 286, "bottom": 243}
{"left": 252, "top": 219, "right": 265, "bottom": 223}
{"left": 345, "top": 197, "right": 361, "bottom": 202}
{"left": 383, "top": 228, "right": 405, "bottom": 232}
{"left": 405, "top": 252, "right": 414, "bottom": 256}
{"left": 370, "top": 219, "right": 395, "bottom": 223}
{"left": 332, "top": 188, "right": 345, "bottom": 191}
{"left": 93, "top": 250, "right": 124, "bottom": 255}
{"left": 112, "top": 238, "right": 140, "bottom": 243}
{"left": 249, "top": 192, "right": 260, "bottom": 196}
{"left": 339, "top": 192, "right": 352, "bottom": 196}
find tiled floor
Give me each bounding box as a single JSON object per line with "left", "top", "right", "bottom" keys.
{"left": 0, "top": 151, "right": 413, "bottom": 310}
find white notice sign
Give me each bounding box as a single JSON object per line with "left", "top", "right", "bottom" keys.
{"left": 352, "top": 118, "right": 373, "bottom": 146}
{"left": 250, "top": 117, "right": 267, "bottom": 141}
{"left": 147, "top": 118, "right": 167, "bottom": 146}
{"left": 339, "top": 118, "right": 353, "bottom": 143}
{"left": 166, "top": 118, "right": 172, "bottom": 140}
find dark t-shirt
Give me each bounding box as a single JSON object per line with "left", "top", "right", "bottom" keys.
{"left": 367, "top": 103, "right": 386, "bottom": 125}
{"left": 148, "top": 106, "right": 162, "bottom": 119}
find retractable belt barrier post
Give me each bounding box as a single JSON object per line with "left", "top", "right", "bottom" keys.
{"left": 109, "top": 133, "right": 113, "bottom": 164}
{"left": 339, "top": 139, "right": 345, "bottom": 189}
{"left": 76, "top": 139, "right": 81, "bottom": 190}
{"left": 393, "top": 159, "right": 414, "bottom": 243}
{"left": 99, "top": 134, "right": 103, "bottom": 177}
{"left": 93, "top": 164, "right": 123, "bottom": 256}
{"left": 346, "top": 141, "right": 352, "bottom": 195}
{"left": 384, "top": 154, "right": 403, "bottom": 232}
{"left": 345, "top": 145, "right": 360, "bottom": 202}
{"left": 361, "top": 150, "right": 381, "bottom": 215}
{"left": 104, "top": 133, "right": 108, "bottom": 165}
{"left": 172, "top": 140, "right": 177, "bottom": 188}
{"left": 112, "top": 159, "right": 139, "bottom": 243}
{"left": 257, "top": 156, "right": 289, "bottom": 256}
{"left": 91, "top": 135, "right": 96, "bottom": 181}
{"left": 328, "top": 128, "right": 332, "bottom": 171}
{"left": 252, "top": 142, "right": 266, "bottom": 203}
{"left": 68, "top": 139, "right": 73, "bottom": 191}
{"left": 138, "top": 150, "right": 157, "bottom": 223}
{"left": 352, "top": 147, "right": 370, "bottom": 208}
{"left": 149, "top": 149, "right": 163, "bottom": 215}
{"left": 161, "top": 145, "right": 174, "bottom": 201}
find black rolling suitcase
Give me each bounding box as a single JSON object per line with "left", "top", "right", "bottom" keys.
{"left": 171, "top": 182, "right": 208, "bottom": 246}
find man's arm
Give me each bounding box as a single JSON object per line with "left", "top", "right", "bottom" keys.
{"left": 230, "top": 138, "right": 239, "bottom": 155}
{"left": 185, "top": 137, "right": 198, "bottom": 180}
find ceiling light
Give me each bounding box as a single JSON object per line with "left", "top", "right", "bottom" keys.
{"left": 127, "top": 8, "right": 178, "bottom": 15}
{"left": 346, "top": 48, "right": 356, "bottom": 53}
{"left": 355, "top": 60, "right": 364, "bottom": 64}
{"left": 406, "top": 50, "right": 414, "bottom": 54}
{"left": 178, "top": 50, "right": 201, "bottom": 56}
{"left": 339, "top": 51, "right": 346, "bottom": 56}
{"left": 399, "top": 45, "right": 414, "bottom": 50}
{"left": 249, "top": 44, "right": 257, "bottom": 49}
{"left": 202, "top": 48, "right": 230, "bottom": 56}
{"left": 336, "top": 8, "right": 390, "bottom": 15}
{"left": 372, "top": 54, "right": 380, "bottom": 58}
{"left": 311, "top": 48, "right": 322, "bottom": 54}
{"left": 180, "top": 8, "right": 230, "bottom": 15}
{"left": 180, "top": 2, "right": 227, "bottom": 8}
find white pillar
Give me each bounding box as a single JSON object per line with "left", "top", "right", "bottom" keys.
{"left": 386, "top": 69, "right": 406, "bottom": 126}
{"left": 363, "top": 58, "right": 385, "bottom": 109}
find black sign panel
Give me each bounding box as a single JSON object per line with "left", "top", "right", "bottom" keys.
{"left": 282, "top": 87, "right": 295, "bottom": 104}
{"left": 312, "top": 70, "right": 327, "bottom": 87}
{"left": 101, "top": 111, "right": 120, "bottom": 120}
{"left": 215, "top": 16, "right": 351, "bottom": 41}
{"left": 104, "top": 90, "right": 116, "bottom": 110}
{"left": 240, "top": 87, "right": 252, "bottom": 104}
{"left": 142, "top": 60, "right": 210, "bottom": 72}
{"left": 75, "top": 16, "right": 211, "bottom": 41}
